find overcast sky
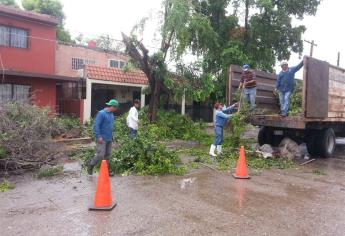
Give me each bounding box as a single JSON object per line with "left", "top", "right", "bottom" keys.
{"left": 51, "top": 0, "right": 345, "bottom": 77}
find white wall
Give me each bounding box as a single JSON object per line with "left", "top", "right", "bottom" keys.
{"left": 83, "top": 78, "right": 147, "bottom": 123}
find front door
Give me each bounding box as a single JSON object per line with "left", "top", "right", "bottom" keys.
{"left": 133, "top": 90, "right": 141, "bottom": 101}
{"left": 91, "top": 87, "right": 114, "bottom": 117}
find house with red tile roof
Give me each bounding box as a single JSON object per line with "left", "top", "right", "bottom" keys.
{"left": 82, "top": 65, "right": 148, "bottom": 122}
{"left": 0, "top": 5, "right": 83, "bottom": 117}
{"left": 55, "top": 43, "right": 148, "bottom": 122}
{"left": 0, "top": 5, "right": 212, "bottom": 123}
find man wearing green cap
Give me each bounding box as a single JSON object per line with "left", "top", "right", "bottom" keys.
{"left": 87, "top": 99, "right": 119, "bottom": 175}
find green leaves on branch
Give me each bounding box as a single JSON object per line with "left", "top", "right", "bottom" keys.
{"left": 110, "top": 135, "right": 185, "bottom": 176}
{"left": 161, "top": 0, "right": 219, "bottom": 58}
{"left": 22, "top": 0, "right": 73, "bottom": 43}
{"left": 105, "top": 110, "right": 209, "bottom": 175}
{"left": 164, "top": 62, "right": 214, "bottom": 102}
{"left": 0, "top": 0, "right": 19, "bottom": 7}
{"left": 195, "top": 0, "right": 320, "bottom": 101}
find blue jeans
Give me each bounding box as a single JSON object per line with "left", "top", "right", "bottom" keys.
{"left": 129, "top": 128, "right": 138, "bottom": 139}
{"left": 213, "top": 126, "right": 223, "bottom": 146}
{"left": 279, "top": 91, "right": 292, "bottom": 116}
{"left": 245, "top": 87, "right": 256, "bottom": 110}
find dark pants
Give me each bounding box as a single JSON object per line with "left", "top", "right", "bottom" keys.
{"left": 89, "top": 141, "right": 112, "bottom": 167}
{"left": 213, "top": 126, "right": 223, "bottom": 145}
{"left": 129, "top": 128, "right": 138, "bottom": 139}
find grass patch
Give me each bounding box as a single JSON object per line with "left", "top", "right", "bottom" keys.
{"left": 247, "top": 156, "right": 295, "bottom": 170}
{"left": 0, "top": 179, "right": 15, "bottom": 192}
{"left": 37, "top": 166, "right": 63, "bottom": 179}
{"left": 187, "top": 161, "right": 200, "bottom": 169}
{"left": 0, "top": 147, "right": 6, "bottom": 159}
{"left": 313, "top": 169, "right": 326, "bottom": 176}
{"left": 69, "top": 147, "right": 95, "bottom": 163}
{"left": 218, "top": 157, "right": 237, "bottom": 171}
{"left": 189, "top": 147, "right": 295, "bottom": 171}
{"left": 179, "top": 135, "right": 296, "bottom": 172}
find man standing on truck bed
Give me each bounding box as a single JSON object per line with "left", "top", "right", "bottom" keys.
{"left": 239, "top": 64, "right": 257, "bottom": 110}
{"left": 276, "top": 60, "right": 303, "bottom": 117}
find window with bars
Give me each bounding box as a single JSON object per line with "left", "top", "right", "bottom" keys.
{"left": 0, "top": 25, "right": 28, "bottom": 48}
{"left": 109, "top": 59, "right": 126, "bottom": 68}
{"left": 71, "top": 58, "right": 96, "bottom": 70}
{"left": 0, "top": 84, "right": 31, "bottom": 103}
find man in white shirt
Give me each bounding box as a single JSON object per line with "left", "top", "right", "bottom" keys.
{"left": 126, "top": 99, "right": 140, "bottom": 138}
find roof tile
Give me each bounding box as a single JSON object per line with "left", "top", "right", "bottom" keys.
{"left": 85, "top": 65, "right": 148, "bottom": 85}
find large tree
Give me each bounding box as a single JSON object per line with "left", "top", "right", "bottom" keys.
{"left": 124, "top": 0, "right": 322, "bottom": 118}
{"left": 94, "top": 34, "right": 124, "bottom": 52}
{"left": 196, "top": 0, "right": 321, "bottom": 101}
{"left": 122, "top": 0, "right": 217, "bottom": 122}
{"left": 22, "top": 0, "right": 73, "bottom": 43}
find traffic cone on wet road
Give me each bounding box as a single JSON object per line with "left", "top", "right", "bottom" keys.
{"left": 232, "top": 146, "right": 250, "bottom": 179}
{"left": 89, "top": 160, "right": 117, "bottom": 211}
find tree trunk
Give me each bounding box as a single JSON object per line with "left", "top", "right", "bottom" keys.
{"left": 149, "top": 80, "right": 161, "bottom": 122}
{"left": 121, "top": 31, "right": 170, "bottom": 123}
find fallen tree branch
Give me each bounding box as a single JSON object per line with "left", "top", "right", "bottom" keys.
{"left": 0, "top": 103, "right": 66, "bottom": 173}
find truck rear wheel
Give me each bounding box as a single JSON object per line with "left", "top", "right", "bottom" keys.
{"left": 258, "top": 126, "right": 272, "bottom": 146}
{"left": 306, "top": 132, "right": 319, "bottom": 157}
{"left": 306, "top": 128, "right": 335, "bottom": 158}
{"left": 258, "top": 127, "right": 283, "bottom": 147}
{"left": 319, "top": 128, "right": 336, "bottom": 158}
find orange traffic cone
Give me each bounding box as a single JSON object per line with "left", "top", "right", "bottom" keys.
{"left": 232, "top": 146, "right": 250, "bottom": 179}
{"left": 89, "top": 160, "right": 117, "bottom": 211}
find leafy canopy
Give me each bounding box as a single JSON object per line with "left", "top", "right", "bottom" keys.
{"left": 0, "top": 0, "right": 19, "bottom": 7}
{"left": 191, "top": 0, "right": 321, "bottom": 101}
{"left": 22, "top": 0, "right": 73, "bottom": 43}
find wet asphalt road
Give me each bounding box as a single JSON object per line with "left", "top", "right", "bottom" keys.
{"left": 1, "top": 145, "right": 345, "bottom": 236}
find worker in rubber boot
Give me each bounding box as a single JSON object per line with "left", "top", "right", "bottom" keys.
{"left": 239, "top": 64, "right": 257, "bottom": 110}
{"left": 276, "top": 60, "right": 303, "bottom": 117}
{"left": 209, "top": 102, "right": 238, "bottom": 157}
{"left": 88, "top": 99, "right": 118, "bottom": 176}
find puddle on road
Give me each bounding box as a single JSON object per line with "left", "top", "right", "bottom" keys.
{"left": 234, "top": 180, "right": 247, "bottom": 209}
{"left": 63, "top": 161, "right": 82, "bottom": 172}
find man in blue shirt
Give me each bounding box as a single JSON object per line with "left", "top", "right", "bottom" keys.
{"left": 276, "top": 60, "right": 303, "bottom": 117}
{"left": 87, "top": 99, "right": 119, "bottom": 175}
{"left": 209, "top": 102, "right": 238, "bottom": 157}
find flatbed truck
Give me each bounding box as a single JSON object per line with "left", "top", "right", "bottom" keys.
{"left": 227, "top": 56, "right": 345, "bottom": 157}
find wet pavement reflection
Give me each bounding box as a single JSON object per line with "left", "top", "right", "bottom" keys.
{"left": 1, "top": 147, "right": 345, "bottom": 235}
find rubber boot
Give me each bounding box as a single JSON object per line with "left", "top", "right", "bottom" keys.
{"left": 209, "top": 144, "right": 217, "bottom": 157}
{"left": 217, "top": 145, "right": 222, "bottom": 155}
{"left": 87, "top": 164, "right": 94, "bottom": 175}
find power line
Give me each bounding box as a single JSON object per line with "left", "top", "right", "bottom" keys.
{"left": 0, "top": 11, "right": 161, "bottom": 49}
{"left": 0, "top": 30, "right": 162, "bottom": 50}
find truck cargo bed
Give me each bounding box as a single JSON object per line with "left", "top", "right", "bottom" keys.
{"left": 227, "top": 56, "right": 345, "bottom": 157}
{"left": 251, "top": 115, "right": 345, "bottom": 129}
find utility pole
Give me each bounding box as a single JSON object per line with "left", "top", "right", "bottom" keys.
{"left": 304, "top": 39, "right": 317, "bottom": 57}
{"left": 337, "top": 52, "right": 340, "bottom": 67}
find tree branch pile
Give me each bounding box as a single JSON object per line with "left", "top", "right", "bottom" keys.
{"left": 0, "top": 103, "right": 66, "bottom": 173}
